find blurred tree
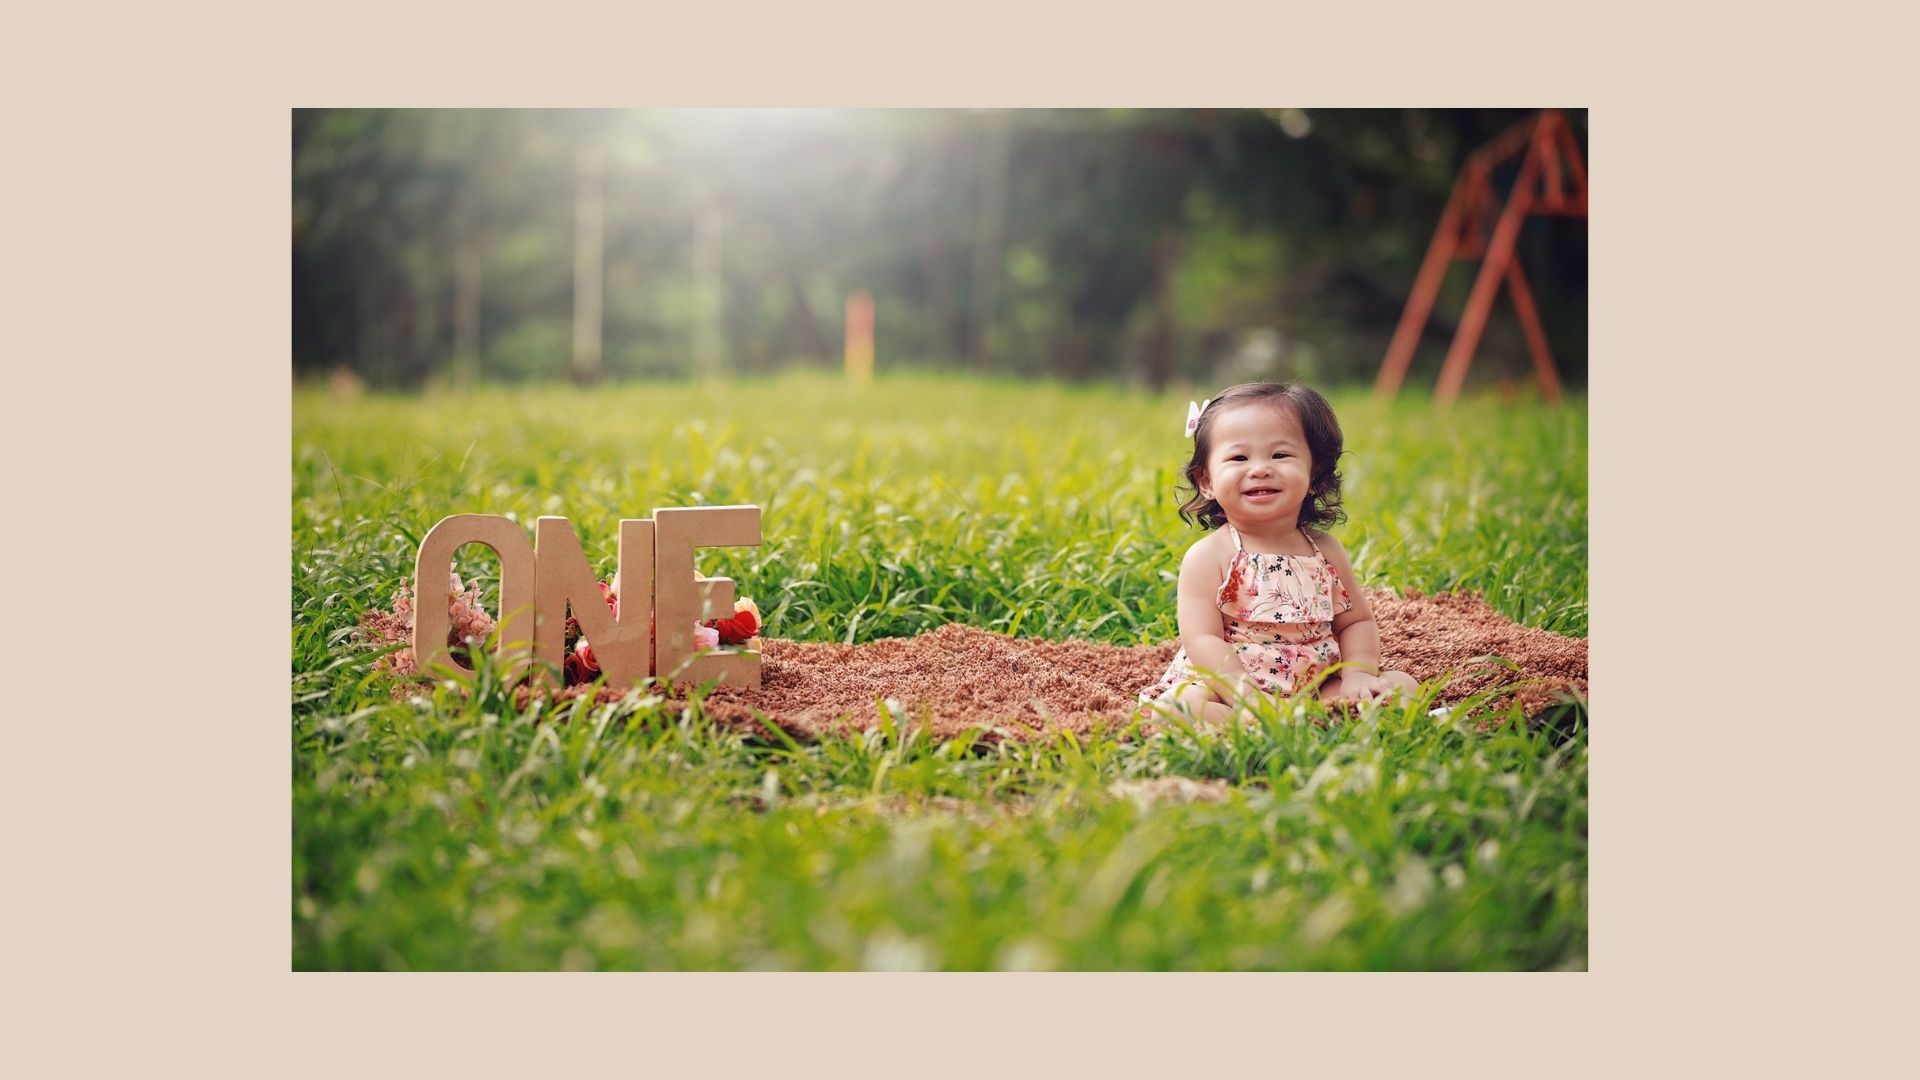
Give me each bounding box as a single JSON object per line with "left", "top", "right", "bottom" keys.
{"left": 571, "top": 125, "right": 607, "bottom": 384}
{"left": 968, "top": 112, "right": 1012, "bottom": 370}
{"left": 291, "top": 108, "right": 1585, "bottom": 391}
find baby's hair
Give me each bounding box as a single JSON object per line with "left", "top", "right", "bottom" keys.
{"left": 1178, "top": 382, "right": 1347, "bottom": 531}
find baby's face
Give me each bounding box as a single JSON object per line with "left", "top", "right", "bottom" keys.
{"left": 1199, "top": 402, "right": 1315, "bottom": 529}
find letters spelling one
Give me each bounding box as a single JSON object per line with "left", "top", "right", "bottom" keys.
{"left": 411, "top": 506, "right": 761, "bottom": 690}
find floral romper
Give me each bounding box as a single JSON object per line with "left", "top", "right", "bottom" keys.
{"left": 1140, "top": 526, "right": 1353, "bottom": 702}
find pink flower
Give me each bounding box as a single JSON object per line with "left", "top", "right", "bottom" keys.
{"left": 693, "top": 624, "right": 720, "bottom": 651}
{"left": 436, "top": 576, "right": 497, "bottom": 645}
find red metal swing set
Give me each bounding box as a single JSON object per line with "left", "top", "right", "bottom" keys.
{"left": 1374, "top": 109, "right": 1588, "bottom": 407}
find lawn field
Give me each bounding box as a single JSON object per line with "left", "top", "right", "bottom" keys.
{"left": 293, "top": 372, "right": 1587, "bottom": 969}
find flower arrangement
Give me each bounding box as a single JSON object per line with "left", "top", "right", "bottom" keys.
{"left": 361, "top": 572, "right": 497, "bottom": 679}
{"left": 363, "top": 572, "right": 761, "bottom": 686}
{"left": 564, "top": 582, "right": 762, "bottom": 685}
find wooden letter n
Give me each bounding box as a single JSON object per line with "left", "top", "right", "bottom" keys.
{"left": 533, "top": 516, "right": 653, "bottom": 689}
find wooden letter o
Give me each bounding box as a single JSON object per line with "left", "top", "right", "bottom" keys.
{"left": 413, "top": 514, "right": 537, "bottom": 681}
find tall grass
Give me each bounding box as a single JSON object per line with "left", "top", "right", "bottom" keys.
{"left": 293, "top": 372, "right": 1587, "bottom": 969}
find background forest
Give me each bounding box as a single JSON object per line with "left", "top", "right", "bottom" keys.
{"left": 292, "top": 108, "right": 1587, "bottom": 391}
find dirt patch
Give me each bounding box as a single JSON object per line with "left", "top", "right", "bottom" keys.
{"left": 691, "top": 623, "right": 1171, "bottom": 739}
{"left": 1371, "top": 590, "right": 1588, "bottom": 713}
{"left": 369, "top": 589, "right": 1585, "bottom": 740}
{"left": 692, "top": 589, "right": 1585, "bottom": 739}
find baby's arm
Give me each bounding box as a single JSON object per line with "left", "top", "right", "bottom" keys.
{"left": 1320, "top": 533, "right": 1395, "bottom": 699}
{"left": 1176, "top": 536, "right": 1253, "bottom": 702}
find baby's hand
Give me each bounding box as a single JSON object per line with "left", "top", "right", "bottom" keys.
{"left": 1325, "top": 670, "right": 1391, "bottom": 704}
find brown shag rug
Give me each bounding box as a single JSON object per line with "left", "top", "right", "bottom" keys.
{"left": 660, "top": 590, "right": 1582, "bottom": 740}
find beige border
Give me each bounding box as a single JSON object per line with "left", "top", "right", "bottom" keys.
{"left": 16, "top": 0, "right": 1900, "bottom": 1073}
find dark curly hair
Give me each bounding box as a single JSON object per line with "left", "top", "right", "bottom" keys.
{"left": 1177, "top": 382, "right": 1347, "bottom": 531}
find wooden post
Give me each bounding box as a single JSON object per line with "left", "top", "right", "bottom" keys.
{"left": 845, "top": 290, "right": 875, "bottom": 381}
{"left": 1435, "top": 151, "right": 1541, "bottom": 407}
{"left": 1376, "top": 167, "right": 1478, "bottom": 398}
{"left": 1502, "top": 255, "right": 1564, "bottom": 406}
{"left": 1549, "top": 115, "right": 1589, "bottom": 215}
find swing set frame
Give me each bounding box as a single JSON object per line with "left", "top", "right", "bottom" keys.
{"left": 1374, "top": 109, "right": 1588, "bottom": 407}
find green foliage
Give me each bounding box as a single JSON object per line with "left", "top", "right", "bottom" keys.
{"left": 294, "top": 373, "right": 1587, "bottom": 969}
{"left": 293, "top": 108, "right": 1587, "bottom": 388}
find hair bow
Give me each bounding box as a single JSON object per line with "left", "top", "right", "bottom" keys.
{"left": 1184, "top": 398, "right": 1211, "bottom": 438}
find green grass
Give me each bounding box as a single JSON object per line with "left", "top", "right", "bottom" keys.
{"left": 294, "top": 371, "right": 1587, "bottom": 969}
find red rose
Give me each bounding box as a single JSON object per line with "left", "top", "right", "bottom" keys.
{"left": 704, "top": 609, "right": 759, "bottom": 645}
{"left": 565, "top": 640, "right": 601, "bottom": 684}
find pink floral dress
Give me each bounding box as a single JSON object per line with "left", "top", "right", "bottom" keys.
{"left": 1140, "top": 526, "right": 1354, "bottom": 702}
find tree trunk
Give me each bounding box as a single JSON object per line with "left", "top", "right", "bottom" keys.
{"left": 1057, "top": 318, "right": 1115, "bottom": 381}
{"left": 407, "top": 265, "right": 436, "bottom": 385}
{"left": 1145, "top": 230, "right": 1182, "bottom": 392}
{"left": 354, "top": 266, "right": 384, "bottom": 386}
{"left": 692, "top": 199, "right": 725, "bottom": 379}
{"left": 772, "top": 234, "right": 829, "bottom": 364}
{"left": 452, "top": 232, "right": 482, "bottom": 385}
{"left": 783, "top": 274, "right": 829, "bottom": 364}
{"left": 570, "top": 139, "right": 605, "bottom": 384}
{"left": 918, "top": 227, "right": 955, "bottom": 361}
{"left": 967, "top": 113, "right": 1012, "bottom": 369}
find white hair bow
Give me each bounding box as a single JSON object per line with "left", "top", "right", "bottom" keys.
{"left": 1184, "top": 398, "right": 1211, "bottom": 438}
